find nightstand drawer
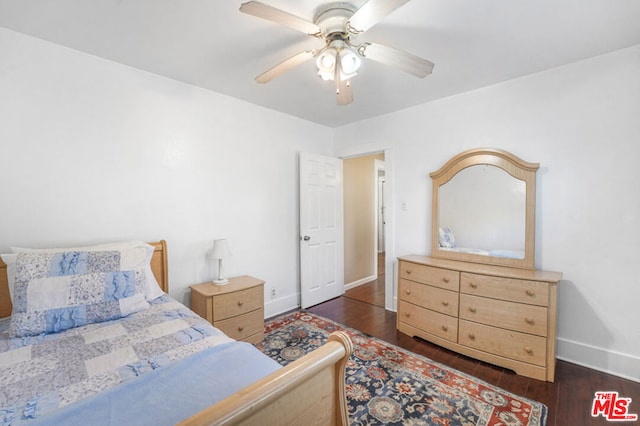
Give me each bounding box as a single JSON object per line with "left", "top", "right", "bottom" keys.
{"left": 190, "top": 276, "right": 266, "bottom": 344}
{"left": 215, "top": 308, "right": 264, "bottom": 341}
{"left": 212, "top": 285, "right": 263, "bottom": 321}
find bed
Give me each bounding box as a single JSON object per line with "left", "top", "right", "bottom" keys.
{"left": 0, "top": 240, "right": 352, "bottom": 425}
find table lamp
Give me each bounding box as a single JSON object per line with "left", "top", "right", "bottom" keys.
{"left": 210, "top": 239, "right": 231, "bottom": 285}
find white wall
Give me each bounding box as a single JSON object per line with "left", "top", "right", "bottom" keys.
{"left": 2, "top": 24, "right": 638, "bottom": 381}
{"left": 335, "top": 45, "right": 640, "bottom": 381}
{"left": 0, "top": 27, "right": 334, "bottom": 317}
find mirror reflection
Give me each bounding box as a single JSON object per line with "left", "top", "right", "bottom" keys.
{"left": 438, "top": 164, "right": 526, "bottom": 259}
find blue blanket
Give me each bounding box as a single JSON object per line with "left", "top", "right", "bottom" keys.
{"left": 27, "top": 341, "right": 281, "bottom": 425}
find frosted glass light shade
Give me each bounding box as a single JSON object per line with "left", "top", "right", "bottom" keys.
{"left": 316, "top": 46, "right": 361, "bottom": 81}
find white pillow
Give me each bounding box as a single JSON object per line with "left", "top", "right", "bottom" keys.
{"left": 438, "top": 227, "right": 456, "bottom": 248}
{"left": 3, "top": 241, "right": 164, "bottom": 302}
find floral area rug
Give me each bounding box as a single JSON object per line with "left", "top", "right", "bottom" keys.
{"left": 256, "top": 311, "right": 547, "bottom": 426}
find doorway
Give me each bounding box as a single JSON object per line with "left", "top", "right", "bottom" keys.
{"left": 342, "top": 153, "right": 385, "bottom": 307}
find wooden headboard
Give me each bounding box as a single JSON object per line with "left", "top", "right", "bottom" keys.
{"left": 0, "top": 240, "right": 168, "bottom": 319}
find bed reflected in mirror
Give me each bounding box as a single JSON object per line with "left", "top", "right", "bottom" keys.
{"left": 438, "top": 164, "right": 526, "bottom": 259}
{"left": 430, "top": 148, "right": 539, "bottom": 269}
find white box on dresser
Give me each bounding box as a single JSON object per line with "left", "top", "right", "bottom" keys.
{"left": 397, "top": 255, "right": 562, "bottom": 382}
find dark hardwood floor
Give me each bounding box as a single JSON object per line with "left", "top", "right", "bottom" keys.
{"left": 343, "top": 252, "right": 386, "bottom": 307}
{"left": 307, "top": 295, "right": 640, "bottom": 426}
{"left": 343, "top": 273, "right": 385, "bottom": 307}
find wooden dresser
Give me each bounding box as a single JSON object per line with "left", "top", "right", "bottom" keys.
{"left": 397, "top": 255, "right": 562, "bottom": 382}
{"left": 190, "top": 275, "right": 265, "bottom": 344}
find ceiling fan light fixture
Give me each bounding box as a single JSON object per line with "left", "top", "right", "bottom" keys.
{"left": 316, "top": 44, "right": 361, "bottom": 82}
{"left": 339, "top": 48, "right": 361, "bottom": 78}
{"left": 240, "top": 0, "right": 433, "bottom": 106}
{"left": 316, "top": 48, "right": 337, "bottom": 80}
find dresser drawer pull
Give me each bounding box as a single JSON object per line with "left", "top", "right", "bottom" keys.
{"left": 405, "top": 289, "right": 411, "bottom": 295}
{"left": 469, "top": 282, "right": 478, "bottom": 289}
{"left": 525, "top": 317, "right": 535, "bottom": 325}
{"left": 441, "top": 325, "right": 448, "bottom": 332}
{"left": 442, "top": 300, "right": 449, "bottom": 307}
{"left": 238, "top": 326, "right": 244, "bottom": 332}
{"left": 406, "top": 269, "right": 412, "bottom": 275}
{"left": 468, "top": 307, "right": 477, "bottom": 313}
{"left": 405, "top": 312, "right": 411, "bottom": 318}
{"left": 442, "top": 277, "right": 450, "bottom": 283}
{"left": 524, "top": 346, "right": 533, "bottom": 354}
{"left": 526, "top": 289, "right": 535, "bottom": 297}
{"left": 237, "top": 301, "right": 244, "bottom": 307}
{"left": 468, "top": 333, "right": 476, "bottom": 340}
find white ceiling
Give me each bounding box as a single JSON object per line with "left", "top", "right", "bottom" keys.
{"left": 1, "top": 0, "right": 640, "bottom": 127}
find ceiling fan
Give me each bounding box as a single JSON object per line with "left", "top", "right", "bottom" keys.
{"left": 239, "top": 0, "right": 434, "bottom": 105}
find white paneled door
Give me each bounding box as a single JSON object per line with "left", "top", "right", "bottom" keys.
{"left": 299, "top": 152, "right": 344, "bottom": 309}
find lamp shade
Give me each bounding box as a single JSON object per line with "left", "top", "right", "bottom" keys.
{"left": 210, "top": 239, "right": 231, "bottom": 259}
{"left": 316, "top": 47, "right": 337, "bottom": 80}
{"left": 316, "top": 45, "right": 361, "bottom": 82}
{"left": 339, "top": 48, "right": 361, "bottom": 78}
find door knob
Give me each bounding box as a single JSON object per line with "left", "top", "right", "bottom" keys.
{"left": 302, "top": 235, "right": 311, "bottom": 241}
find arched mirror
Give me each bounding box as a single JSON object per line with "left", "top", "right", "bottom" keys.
{"left": 430, "top": 148, "right": 539, "bottom": 269}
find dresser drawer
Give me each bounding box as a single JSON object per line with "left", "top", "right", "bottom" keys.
{"left": 460, "top": 272, "right": 549, "bottom": 306}
{"left": 212, "top": 285, "right": 263, "bottom": 321}
{"left": 459, "top": 294, "right": 548, "bottom": 336}
{"left": 398, "top": 300, "right": 458, "bottom": 342}
{"left": 459, "top": 320, "right": 547, "bottom": 366}
{"left": 215, "top": 308, "right": 264, "bottom": 341}
{"left": 399, "top": 279, "right": 459, "bottom": 317}
{"left": 399, "top": 261, "right": 459, "bottom": 291}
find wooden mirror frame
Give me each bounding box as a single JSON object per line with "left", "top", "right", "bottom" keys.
{"left": 430, "top": 148, "right": 539, "bottom": 270}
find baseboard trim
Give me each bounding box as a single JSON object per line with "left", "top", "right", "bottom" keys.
{"left": 344, "top": 275, "right": 377, "bottom": 291}
{"left": 264, "top": 293, "right": 299, "bottom": 319}
{"left": 557, "top": 337, "right": 640, "bottom": 383}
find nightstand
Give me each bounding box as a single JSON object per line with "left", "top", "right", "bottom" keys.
{"left": 190, "top": 275, "right": 265, "bottom": 344}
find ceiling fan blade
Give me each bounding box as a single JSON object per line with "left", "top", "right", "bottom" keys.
{"left": 347, "top": 0, "right": 410, "bottom": 34}
{"left": 240, "top": 1, "right": 323, "bottom": 36}
{"left": 336, "top": 80, "right": 353, "bottom": 105}
{"left": 361, "top": 42, "right": 434, "bottom": 78}
{"left": 255, "top": 50, "right": 316, "bottom": 83}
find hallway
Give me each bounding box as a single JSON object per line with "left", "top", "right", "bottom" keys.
{"left": 343, "top": 252, "right": 385, "bottom": 307}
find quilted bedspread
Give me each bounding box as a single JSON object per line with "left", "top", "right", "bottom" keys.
{"left": 0, "top": 296, "right": 239, "bottom": 424}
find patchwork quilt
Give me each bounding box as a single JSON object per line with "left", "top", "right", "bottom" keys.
{"left": 0, "top": 296, "right": 235, "bottom": 425}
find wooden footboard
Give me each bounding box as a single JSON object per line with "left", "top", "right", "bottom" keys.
{"left": 179, "top": 331, "right": 353, "bottom": 426}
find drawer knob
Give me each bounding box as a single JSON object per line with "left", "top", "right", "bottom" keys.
{"left": 406, "top": 269, "right": 412, "bottom": 275}
{"left": 442, "top": 300, "right": 449, "bottom": 306}
{"left": 443, "top": 277, "right": 450, "bottom": 283}
{"left": 468, "top": 307, "right": 477, "bottom": 313}
{"left": 405, "top": 312, "right": 411, "bottom": 318}
{"left": 441, "top": 325, "right": 448, "bottom": 332}
{"left": 237, "top": 301, "right": 244, "bottom": 306}
{"left": 524, "top": 346, "right": 533, "bottom": 354}
{"left": 238, "top": 326, "right": 244, "bottom": 332}
{"left": 468, "top": 333, "right": 476, "bottom": 340}
{"left": 405, "top": 289, "right": 411, "bottom": 295}
{"left": 469, "top": 282, "right": 478, "bottom": 289}
{"left": 526, "top": 289, "right": 535, "bottom": 297}
{"left": 525, "top": 317, "right": 535, "bottom": 325}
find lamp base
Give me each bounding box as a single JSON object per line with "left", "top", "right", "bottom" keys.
{"left": 213, "top": 278, "right": 229, "bottom": 286}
